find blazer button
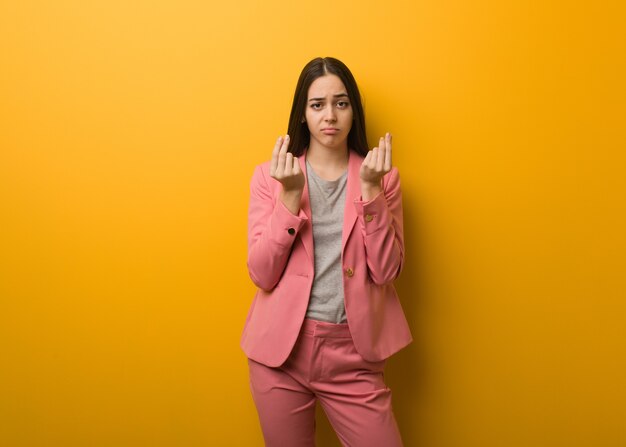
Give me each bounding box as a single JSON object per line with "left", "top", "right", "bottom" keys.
{"left": 345, "top": 268, "right": 354, "bottom": 277}
{"left": 365, "top": 214, "right": 374, "bottom": 222}
{"left": 287, "top": 228, "right": 296, "bottom": 235}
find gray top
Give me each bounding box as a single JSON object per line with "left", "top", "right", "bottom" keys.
{"left": 304, "top": 161, "right": 348, "bottom": 324}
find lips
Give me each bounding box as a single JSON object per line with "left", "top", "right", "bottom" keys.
{"left": 321, "top": 128, "right": 339, "bottom": 135}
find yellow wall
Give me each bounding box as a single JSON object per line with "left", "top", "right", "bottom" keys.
{"left": 1, "top": 1, "right": 624, "bottom": 446}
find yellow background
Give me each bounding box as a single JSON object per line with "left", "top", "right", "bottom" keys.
{"left": 1, "top": 1, "right": 624, "bottom": 446}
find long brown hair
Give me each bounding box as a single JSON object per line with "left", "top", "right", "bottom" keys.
{"left": 287, "top": 57, "right": 369, "bottom": 157}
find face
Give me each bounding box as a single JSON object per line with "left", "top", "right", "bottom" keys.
{"left": 304, "top": 74, "right": 353, "bottom": 151}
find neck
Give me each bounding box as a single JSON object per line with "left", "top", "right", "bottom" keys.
{"left": 306, "top": 142, "right": 349, "bottom": 169}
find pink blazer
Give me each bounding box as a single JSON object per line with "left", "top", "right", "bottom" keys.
{"left": 241, "top": 149, "right": 412, "bottom": 367}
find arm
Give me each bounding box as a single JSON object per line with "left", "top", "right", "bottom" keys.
{"left": 354, "top": 167, "right": 405, "bottom": 285}
{"left": 247, "top": 164, "right": 308, "bottom": 291}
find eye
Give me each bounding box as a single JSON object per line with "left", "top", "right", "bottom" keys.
{"left": 310, "top": 103, "right": 322, "bottom": 110}
{"left": 337, "top": 101, "right": 350, "bottom": 108}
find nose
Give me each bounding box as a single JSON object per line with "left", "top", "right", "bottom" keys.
{"left": 324, "top": 106, "right": 337, "bottom": 123}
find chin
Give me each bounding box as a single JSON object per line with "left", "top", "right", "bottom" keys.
{"left": 323, "top": 135, "right": 348, "bottom": 146}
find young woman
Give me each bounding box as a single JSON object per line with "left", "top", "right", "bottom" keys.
{"left": 241, "top": 57, "right": 412, "bottom": 447}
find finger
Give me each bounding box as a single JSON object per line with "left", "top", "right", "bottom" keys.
{"left": 279, "top": 134, "right": 290, "bottom": 155}
{"left": 285, "top": 152, "right": 294, "bottom": 175}
{"left": 376, "top": 137, "right": 385, "bottom": 171}
{"left": 273, "top": 136, "right": 283, "bottom": 157}
{"left": 270, "top": 136, "right": 282, "bottom": 174}
{"left": 384, "top": 133, "right": 392, "bottom": 171}
{"left": 361, "top": 150, "right": 372, "bottom": 172}
{"left": 369, "top": 148, "right": 378, "bottom": 170}
{"left": 369, "top": 146, "right": 378, "bottom": 170}
{"left": 292, "top": 156, "right": 300, "bottom": 173}
{"left": 277, "top": 136, "right": 288, "bottom": 170}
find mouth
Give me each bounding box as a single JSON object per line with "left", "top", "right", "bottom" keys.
{"left": 321, "top": 128, "right": 340, "bottom": 135}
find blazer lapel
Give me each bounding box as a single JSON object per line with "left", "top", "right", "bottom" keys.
{"left": 298, "top": 154, "right": 314, "bottom": 265}
{"left": 342, "top": 150, "right": 362, "bottom": 253}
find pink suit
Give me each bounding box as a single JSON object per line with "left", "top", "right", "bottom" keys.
{"left": 242, "top": 150, "right": 412, "bottom": 446}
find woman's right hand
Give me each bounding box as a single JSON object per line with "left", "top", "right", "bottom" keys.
{"left": 269, "top": 135, "right": 304, "bottom": 215}
{"left": 270, "top": 135, "right": 304, "bottom": 192}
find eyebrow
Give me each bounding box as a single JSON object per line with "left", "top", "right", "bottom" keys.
{"left": 308, "top": 93, "right": 349, "bottom": 102}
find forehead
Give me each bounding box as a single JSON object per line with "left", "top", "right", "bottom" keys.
{"left": 307, "top": 74, "right": 348, "bottom": 98}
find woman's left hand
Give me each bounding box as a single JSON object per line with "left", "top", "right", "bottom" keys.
{"left": 360, "top": 132, "right": 392, "bottom": 200}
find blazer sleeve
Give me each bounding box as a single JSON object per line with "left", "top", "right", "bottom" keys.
{"left": 353, "top": 167, "right": 405, "bottom": 285}
{"left": 247, "top": 164, "right": 308, "bottom": 291}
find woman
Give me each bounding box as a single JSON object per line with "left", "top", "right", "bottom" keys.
{"left": 241, "top": 57, "right": 412, "bottom": 446}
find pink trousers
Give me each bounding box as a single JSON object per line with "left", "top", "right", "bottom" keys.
{"left": 247, "top": 318, "right": 404, "bottom": 447}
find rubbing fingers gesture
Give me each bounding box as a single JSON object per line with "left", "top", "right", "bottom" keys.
{"left": 270, "top": 135, "right": 304, "bottom": 193}
{"left": 361, "top": 132, "right": 392, "bottom": 184}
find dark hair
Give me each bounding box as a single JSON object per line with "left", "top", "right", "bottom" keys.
{"left": 287, "top": 57, "right": 369, "bottom": 157}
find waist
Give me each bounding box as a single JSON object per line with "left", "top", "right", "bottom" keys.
{"left": 301, "top": 318, "right": 352, "bottom": 339}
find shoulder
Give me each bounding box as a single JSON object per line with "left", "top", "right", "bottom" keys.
{"left": 254, "top": 159, "right": 272, "bottom": 171}
{"left": 250, "top": 160, "right": 272, "bottom": 180}
{"left": 250, "top": 161, "right": 279, "bottom": 194}
{"left": 350, "top": 150, "right": 365, "bottom": 163}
